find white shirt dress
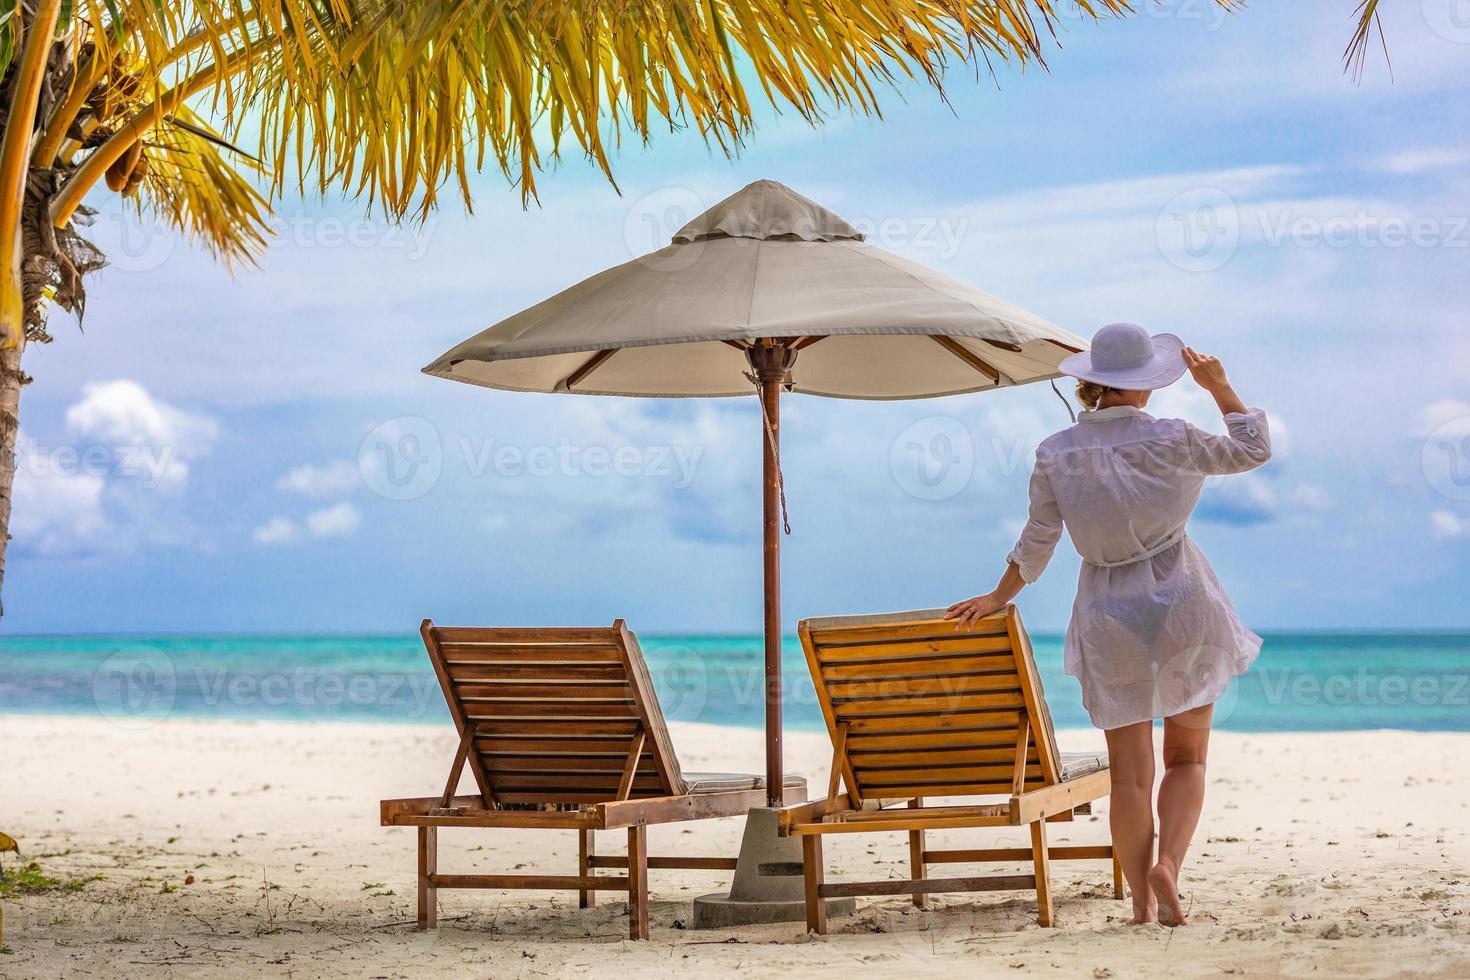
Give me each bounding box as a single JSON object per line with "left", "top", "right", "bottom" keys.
{"left": 1006, "top": 405, "right": 1273, "bottom": 731}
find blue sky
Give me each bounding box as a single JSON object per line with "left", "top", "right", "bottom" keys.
{"left": 6, "top": 1, "right": 1469, "bottom": 634}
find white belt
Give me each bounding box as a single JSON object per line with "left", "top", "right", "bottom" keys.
{"left": 1084, "top": 528, "right": 1188, "bottom": 568}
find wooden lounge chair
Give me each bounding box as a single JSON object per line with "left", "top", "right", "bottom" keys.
{"left": 779, "top": 607, "right": 1121, "bottom": 931}
{"left": 380, "top": 620, "right": 807, "bottom": 940}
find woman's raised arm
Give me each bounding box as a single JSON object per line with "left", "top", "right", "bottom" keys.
{"left": 1181, "top": 346, "right": 1272, "bottom": 475}
{"left": 1183, "top": 346, "right": 1247, "bottom": 416}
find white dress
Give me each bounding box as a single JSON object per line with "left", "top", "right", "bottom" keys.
{"left": 1006, "top": 405, "right": 1273, "bottom": 731}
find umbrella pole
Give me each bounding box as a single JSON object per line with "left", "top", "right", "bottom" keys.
{"left": 693, "top": 341, "right": 860, "bottom": 929}
{"left": 749, "top": 341, "right": 796, "bottom": 808}
{"left": 760, "top": 370, "right": 783, "bottom": 808}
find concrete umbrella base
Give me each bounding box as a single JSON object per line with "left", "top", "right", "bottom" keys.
{"left": 691, "top": 807, "right": 855, "bottom": 929}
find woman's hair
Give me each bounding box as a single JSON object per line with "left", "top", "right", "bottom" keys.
{"left": 1075, "top": 380, "right": 1122, "bottom": 411}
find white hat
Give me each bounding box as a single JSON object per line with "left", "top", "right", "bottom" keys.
{"left": 1059, "top": 323, "right": 1186, "bottom": 391}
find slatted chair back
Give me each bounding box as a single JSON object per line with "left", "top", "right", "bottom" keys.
{"left": 798, "top": 607, "right": 1062, "bottom": 806}
{"left": 422, "top": 620, "right": 687, "bottom": 807}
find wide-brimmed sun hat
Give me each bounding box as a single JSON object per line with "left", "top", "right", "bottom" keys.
{"left": 1059, "top": 322, "right": 1187, "bottom": 391}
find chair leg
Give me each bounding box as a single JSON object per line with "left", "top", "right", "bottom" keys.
{"left": 802, "top": 834, "right": 828, "bottom": 935}
{"left": 579, "top": 830, "right": 597, "bottom": 909}
{"left": 1111, "top": 852, "right": 1126, "bottom": 901}
{"left": 417, "top": 826, "right": 438, "bottom": 930}
{"left": 908, "top": 798, "right": 927, "bottom": 909}
{"left": 1030, "top": 820, "right": 1053, "bottom": 928}
{"left": 627, "top": 826, "right": 649, "bottom": 940}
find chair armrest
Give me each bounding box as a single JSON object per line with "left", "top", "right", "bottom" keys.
{"left": 775, "top": 793, "right": 856, "bottom": 835}
{"left": 597, "top": 786, "right": 769, "bottom": 828}
{"left": 381, "top": 795, "right": 489, "bottom": 825}
{"left": 1010, "top": 770, "right": 1112, "bottom": 824}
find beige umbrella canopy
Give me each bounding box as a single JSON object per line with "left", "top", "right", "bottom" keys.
{"left": 425, "top": 180, "right": 1086, "bottom": 805}
{"left": 425, "top": 180, "right": 1083, "bottom": 398}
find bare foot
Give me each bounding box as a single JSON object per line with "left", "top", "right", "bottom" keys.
{"left": 1148, "top": 862, "right": 1187, "bottom": 926}
{"left": 1125, "top": 891, "right": 1158, "bottom": 925}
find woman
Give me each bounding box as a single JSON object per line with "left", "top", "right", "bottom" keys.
{"left": 945, "top": 322, "right": 1271, "bottom": 927}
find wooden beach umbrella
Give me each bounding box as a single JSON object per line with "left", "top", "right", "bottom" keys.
{"left": 424, "top": 180, "right": 1086, "bottom": 807}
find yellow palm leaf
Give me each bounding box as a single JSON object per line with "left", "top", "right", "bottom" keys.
{"left": 47, "top": 0, "right": 1251, "bottom": 252}
{"left": 133, "top": 106, "right": 273, "bottom": 268}
{"left": 211, "top": 0, "right": 1171, "bottom": 218}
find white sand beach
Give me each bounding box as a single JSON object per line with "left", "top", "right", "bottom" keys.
{"left": 2, "top": 715, "right": 1467, "bottom": 977}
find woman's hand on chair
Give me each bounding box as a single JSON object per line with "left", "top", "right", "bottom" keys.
{"left": 945, "top": 593, "right": 1005, "bottom": 630}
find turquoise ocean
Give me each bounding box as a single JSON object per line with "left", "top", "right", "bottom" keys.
{"left": 1, "top": 632, "right": 1466, "bottom": 731}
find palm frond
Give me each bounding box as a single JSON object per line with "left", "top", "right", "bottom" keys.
{"left": 0, "top": 7, "right": 18, "bottom": 80}
{"left": 53, "top": 0, "right": 1251, "bottom": 231}
{"left": 237, "top": 0, "right": 1166, "bottom": 218}
{"left": 166, "top": 112, "right": 263, "bottom": 164}
{"left": 133, "top": 105, "right": 273, "bottom": 268}
{"left": 1343, "top": 0, "right": 1389, "bottom": 82}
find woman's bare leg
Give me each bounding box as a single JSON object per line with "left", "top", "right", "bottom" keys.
{"left": 1103, "top": 720, "right": 1157, "bottom": 924}
{"left": 1151, "top": 704, "right": 1213, "bottom": 926}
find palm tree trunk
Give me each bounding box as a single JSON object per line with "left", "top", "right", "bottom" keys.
{"left": 0, "top": 0, "right": 66, "bottom": 617}
{"left": 0, "top": 333, "right": 25, "bottom": 617}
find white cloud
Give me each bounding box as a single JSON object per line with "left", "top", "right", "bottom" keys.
{"left": 66, "top": 379, "right": 218, "bottom": 452}
{"left": 9, "top": 381, "right": 217, "bottom": 556}
{"left": 1149, "top": 383, "right": 1224, "bottom": 429}
{"left": 1197, "top": 473, "right": 1278, "bottom": 526}
{"left": 1376, "top": 147, "right": 1470, "bottom": 176}
{"left": 934, "top": 165, "right": 1303, "bottom": 239}
{"left": 1291, "top": 483, "right": 1333, "bottom": 511}
{"left": 276, "top": 460, "right": 361, "bottom": 498}
{"left": 1413, "top": 399, "right": 1470, "bottom": 439}
{"left": 1430, "top": 511, "right": 1468, "bottom": 540}
{"left": 495, "top": 397, "right": 740, "bottom": 543}
{"left": 1430, "top": 510, "right": 1468, "bottom": 539}
{"left": 64, "top": 379, "right": 218, "bottom": 492}
{"left": 9, "top": 434, "right": 109, "bottom": 556}
{"left": 1196, "top": 476, "right": 1329, "bottom": 527}
{"left": 305, "top": 502, "right": 362, "bottom": 539}
{"left": 253, "top": 502, "right": 362, "bottom": 546}
{"left": 252, "top": 517, "right": 298, "bottom": 546}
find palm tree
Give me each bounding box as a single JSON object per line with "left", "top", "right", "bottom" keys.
{"left": 1345, "top": 2, "right": 1387, "bottom": 81}
{"left": 1, "top": 0, "right": 1236, "bottom": 613}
